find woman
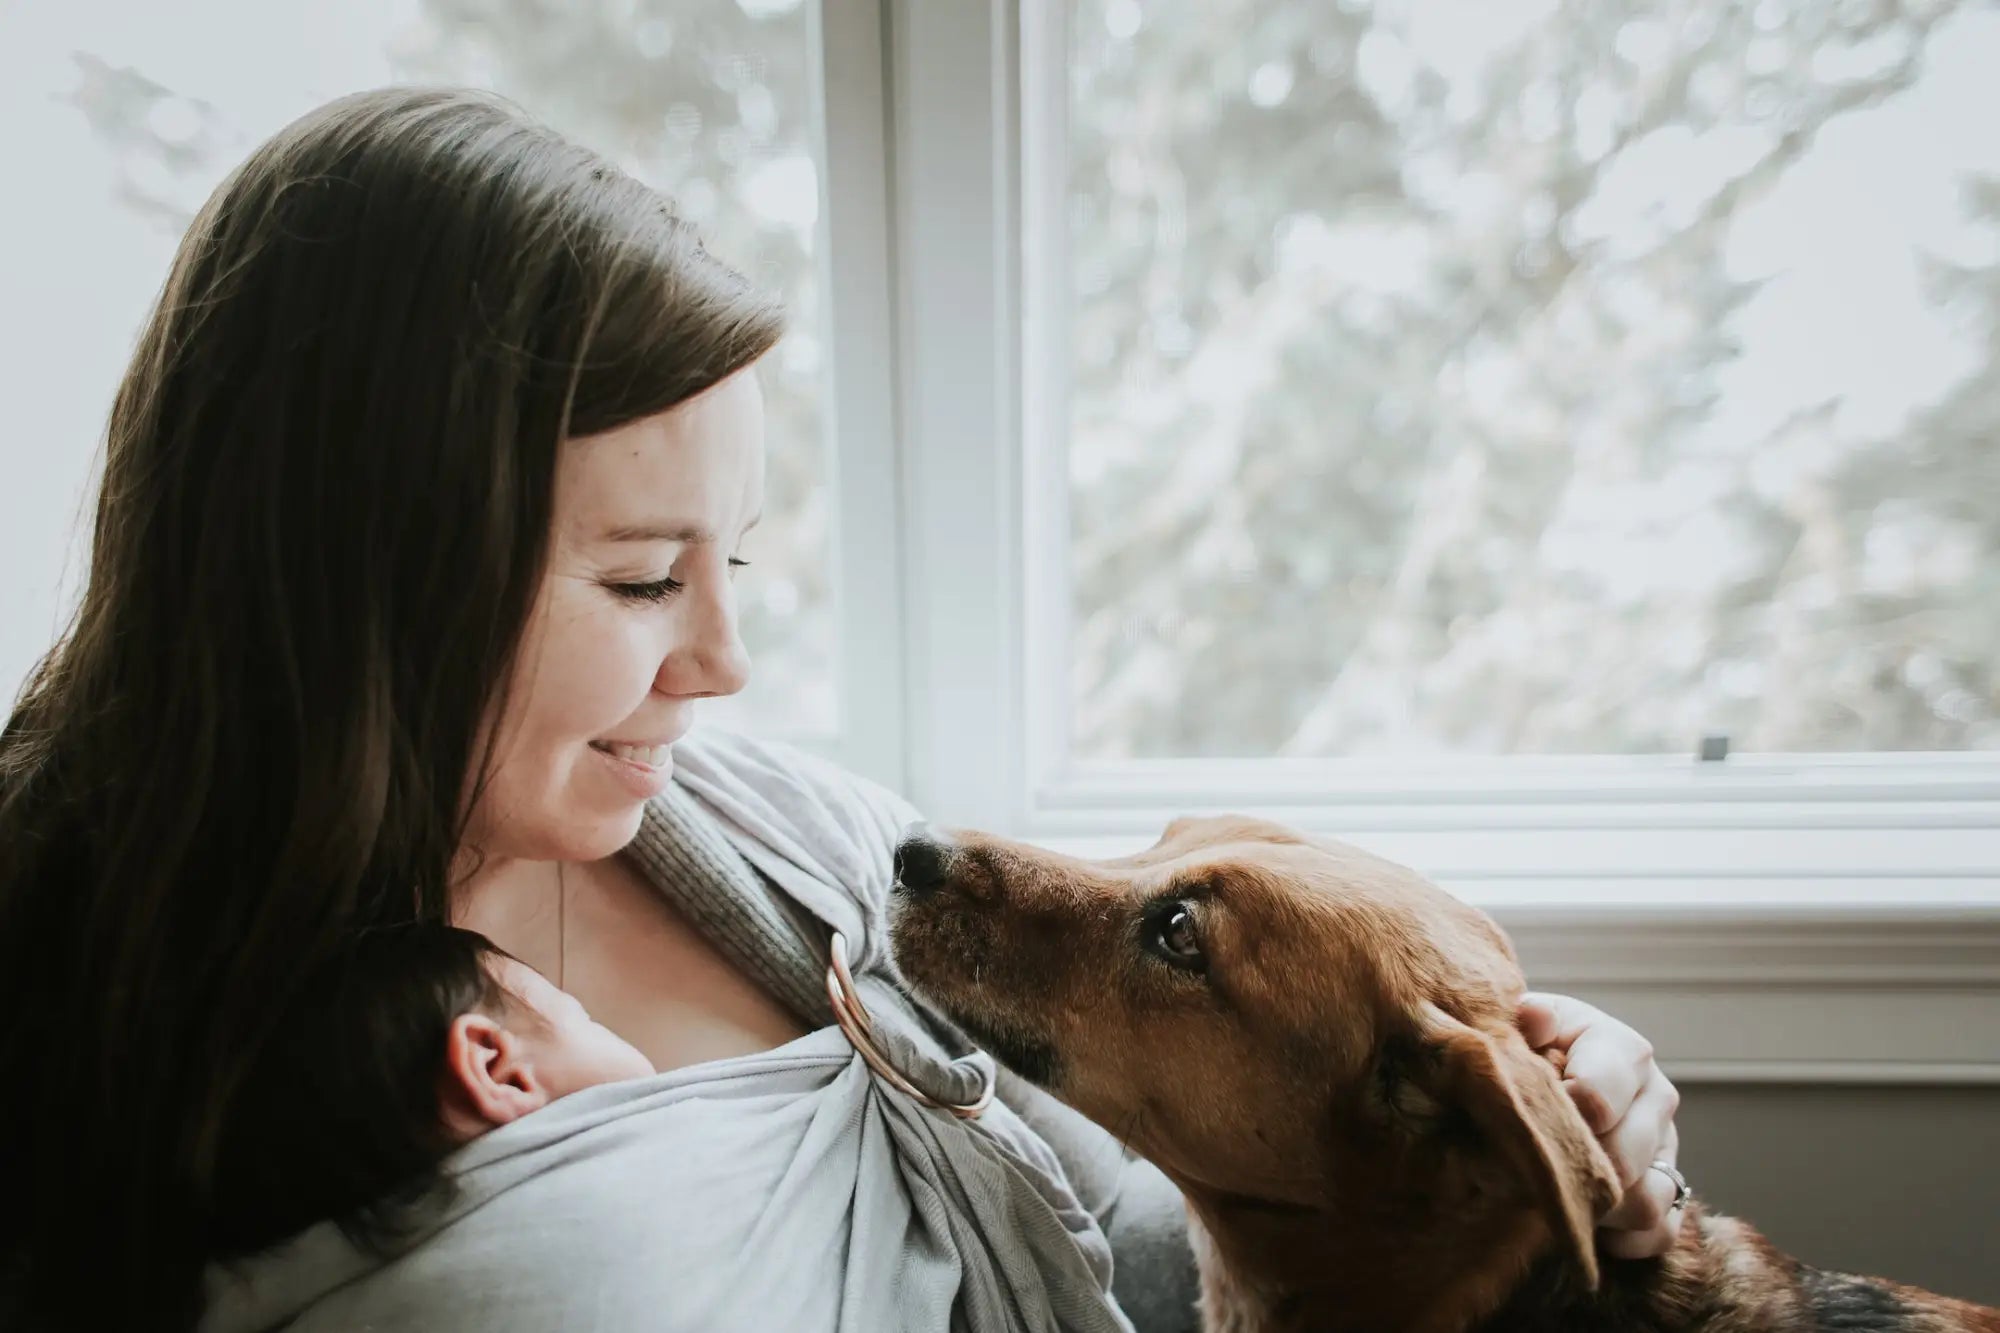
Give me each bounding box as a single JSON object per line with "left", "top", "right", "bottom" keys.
{"left": 0, "top": 88, "right": 1682, "bottom": 1332}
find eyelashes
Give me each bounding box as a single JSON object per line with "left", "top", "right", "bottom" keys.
{"left": 608, "top": 576, "right": 683, "bottom": 603}
{"left": 606, "top": 559, "right": 749, "bottom": 605}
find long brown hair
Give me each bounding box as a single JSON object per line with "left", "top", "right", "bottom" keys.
{"left": 0, "top": 86, "right": 782, "bottom": 1328}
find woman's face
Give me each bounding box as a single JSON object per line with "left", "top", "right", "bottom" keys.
{"left": 465, "top": 369, "right": 765, "bottom": 865}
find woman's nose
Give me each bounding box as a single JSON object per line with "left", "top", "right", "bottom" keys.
{"left": 694, "top": 624, "right": 752, "bottom": 698}
{"left": 658, "top": 561, "right": 751, "bottom": 699}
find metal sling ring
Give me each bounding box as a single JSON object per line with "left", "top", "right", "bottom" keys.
{"left": 826, "top": 930, "right": 993, "bottom": 1120}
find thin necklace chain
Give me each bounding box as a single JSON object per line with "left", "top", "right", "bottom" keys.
{"left": 556, "top": 859, "right": 567, "bottom": 990}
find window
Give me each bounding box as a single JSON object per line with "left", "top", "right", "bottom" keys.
{"left": 0, "top": 0, "right": 858, "bottom": 745}
{"left": 876, "top": 0, "right": 2000, "bottom": 905}
{"left": 1060, "top": 0, "right": 2000, "bottom": 764}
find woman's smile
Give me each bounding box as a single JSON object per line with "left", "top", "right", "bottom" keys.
{"left": 590, "top": 740, "right": 671, "bottom": 768}
{"left": 585, "top": 720, "right": 691, "bottom": 799}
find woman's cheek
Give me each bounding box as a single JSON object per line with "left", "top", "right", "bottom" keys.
{"left": 590, "top": 603, "right": 675, "bottom": 720}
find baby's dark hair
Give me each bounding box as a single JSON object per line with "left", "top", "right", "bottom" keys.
{"left": 207, "top": 923, "right": 526, "bottom": 1258}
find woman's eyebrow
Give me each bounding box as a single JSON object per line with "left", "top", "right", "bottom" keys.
{"left": 598, "top": 520, "right": 712, "bottom": 544}
{"left": 596, "top": 511, "right": 762, "bottom": 545}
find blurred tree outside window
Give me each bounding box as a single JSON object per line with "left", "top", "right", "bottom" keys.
{"left": 1065, "top": 0, "right": 2000, "bottom": 761}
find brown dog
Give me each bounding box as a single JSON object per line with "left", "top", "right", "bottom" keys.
{"left": 887, "top": 815, "right": 2000, "bottom": 1333}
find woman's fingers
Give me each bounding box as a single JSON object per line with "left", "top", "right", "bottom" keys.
{"left": 1599, "top": 1121, "right": 1686, "bottom": 1259}
{"left": 1518, "top": 991, "right": 1652, "bottom": 1134}
{"left": 1600, "top": 1074, "right": 1681, "bottom": 1196}
{"left": 1518, "top": 990, "right": 1687, "bottom": 1259}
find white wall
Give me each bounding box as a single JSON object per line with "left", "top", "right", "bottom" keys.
{"left": 0, "top": 51, "right": 157, "bottom": 703}
{"left": 0, "top": 0, "right": 420, "bottom": 706}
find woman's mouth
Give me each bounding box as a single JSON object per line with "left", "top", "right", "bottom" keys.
{"left": 590, "top": 740, "right": 670, "bottom": 769}
{"left": 586, "top": 739, "right": 677, "bottom": 800}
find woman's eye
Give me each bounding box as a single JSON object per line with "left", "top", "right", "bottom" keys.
{"left": 608, "top": 576, "right": 684, "bottom": 604}
{"left": 727, "top": 557, "right": 750, "bottom": 575}
{"left": 1144, "top": 901, "right": 1206, "bottom": 971}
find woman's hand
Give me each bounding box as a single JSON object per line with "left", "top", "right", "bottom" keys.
{"left": 1518, "top": 992, "right": 1685, "bottom": 1260}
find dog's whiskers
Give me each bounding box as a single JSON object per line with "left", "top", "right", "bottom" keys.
{"left": 1115, "top": 1105, "right": 1146, "bottom": 1156}
{"left": 1093, "top": 1104, "right": 1146, "bottom": 1181}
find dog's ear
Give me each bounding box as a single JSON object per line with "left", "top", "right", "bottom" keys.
{"left": 1405, "top": 1002, "right": 1623, "bottom": 1289}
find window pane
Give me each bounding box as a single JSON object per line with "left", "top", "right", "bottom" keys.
{"left": 0, "top": 0, "right": 833, "bottom": 735}
{"left": 1065, "top": 0, "right": 2000, "bottom": 760}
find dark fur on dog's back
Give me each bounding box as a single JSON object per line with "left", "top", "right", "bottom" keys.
{"left": 1487, "top": 1204, "right": 2000, "bottom": 1333}
{"left": 887, "top": 815, "right": 1999, "bottom": 1333}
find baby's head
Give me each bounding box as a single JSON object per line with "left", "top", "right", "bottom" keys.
{"left": 210, "top": 923, "right": 653, "bottom": 1258}
{"left": 434, "top": 939, "right": 656, "bottom": 1138}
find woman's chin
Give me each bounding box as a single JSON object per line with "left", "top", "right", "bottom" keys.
{"left": 538, "top": 780, "right": 666, "bottom": 864}
{"left": 575, "top": 795, "right": 655, "bottom": 860}
{"left": 471, "top": 749, "right": 675, "bottom": 864}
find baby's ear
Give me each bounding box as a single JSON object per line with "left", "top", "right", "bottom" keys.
{"left": 437, "top": 1012, "right": 549, "bottom": 1141}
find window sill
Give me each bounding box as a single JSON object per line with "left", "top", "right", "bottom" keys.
{"left": 1489, "top": 880, "right": 2000, "bottom": 1086}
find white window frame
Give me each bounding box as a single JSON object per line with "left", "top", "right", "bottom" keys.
{"left": 800, "top": 0, "right": 908, "bottom": 794}
{"left": 860, "top": 0, "right": 2000, "bottom": 1082}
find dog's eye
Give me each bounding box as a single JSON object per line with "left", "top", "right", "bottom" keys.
{"left": 1144, "top": 901, "right": 1206, "bottom": 971}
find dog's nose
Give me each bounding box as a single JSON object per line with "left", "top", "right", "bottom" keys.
{"left": 894, "top": 823, "right": 958, "bottom": 896}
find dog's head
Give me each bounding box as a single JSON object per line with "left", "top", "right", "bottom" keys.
{"left": 888, "top": 814, "right": 1623, "bottom": 1314}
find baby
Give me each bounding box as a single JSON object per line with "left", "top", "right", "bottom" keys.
{"left": 208, "top": 923, "right": 655, "bottom": 1258}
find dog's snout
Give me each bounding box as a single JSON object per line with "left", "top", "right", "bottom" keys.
{"left": 894, "top": 823, "right": 958, "bottom": 896}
